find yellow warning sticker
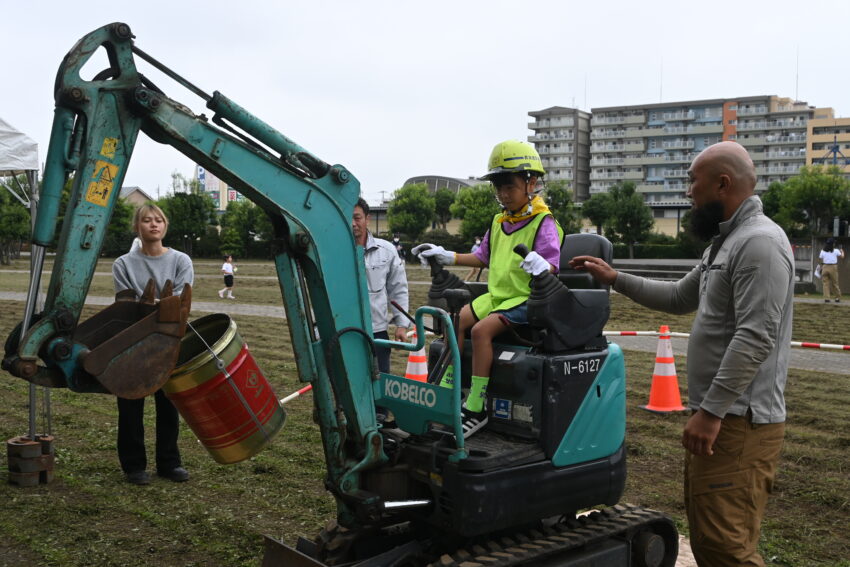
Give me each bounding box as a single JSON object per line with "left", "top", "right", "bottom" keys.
{"left": 100, "top": 137, "right": 118, "bottom": 160}
{"left": 85, "top": 160, "right": 120, "bottom": 207}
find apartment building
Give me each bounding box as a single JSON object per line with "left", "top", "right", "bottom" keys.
{"left": 807, "top": 116, "right": 850, "bottom": 174}
{"left": 735, "top": 97, "right": 833, "bottom": 190}
{"left": 527, "top": 106, "right": 592, "bottom": 201}
{"left": 588, "top": 96, "right": 831, "bottom": 204}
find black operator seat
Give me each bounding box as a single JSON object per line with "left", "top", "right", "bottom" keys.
{"left": 557, "top": 233, "right": 613, "bottom": 291}
{"left": 526, "top": 233, "right": 613, "bottom": 353}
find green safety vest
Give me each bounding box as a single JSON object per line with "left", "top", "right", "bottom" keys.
{"left": 471, "top": 212, "right": 563, "bottom": 320}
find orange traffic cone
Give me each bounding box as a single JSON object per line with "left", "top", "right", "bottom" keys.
{"left": 640, "top": 325, "right": 687, "bottom": 413}
{"left": 404, "top": 330, "right": 427, "bottom": 382}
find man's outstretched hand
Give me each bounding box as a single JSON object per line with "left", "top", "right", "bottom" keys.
{"left": 568, "top": 255, "right": 618, "bottom": 286}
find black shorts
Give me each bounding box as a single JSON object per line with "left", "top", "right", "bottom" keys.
{"left": 224, "top": 275, "right": 234, "bottom": 287}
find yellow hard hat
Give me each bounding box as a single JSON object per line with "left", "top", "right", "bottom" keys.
{"left": 482, "top": 140, "right": 545, "bottom": 180}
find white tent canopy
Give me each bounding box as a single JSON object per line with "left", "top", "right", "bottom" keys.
{"left": 0, "top": 116, "right": 39, "bottom": 207}
{"left": 0, "top": 116, "right": 38, "bottom": 174}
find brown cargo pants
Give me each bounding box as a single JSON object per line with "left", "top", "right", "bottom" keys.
{"left": 684, "top": 413, "right": 784, "bottom": 567}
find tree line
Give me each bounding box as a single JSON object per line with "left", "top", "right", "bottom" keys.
{"left": 2, "top": 165, "right": 848, "bottom": 264}
{"left": 387, "top": 180, "right": 658, "bottom": 258}
{"left": 387, "top": 166, "right": 850, "bottom": 259}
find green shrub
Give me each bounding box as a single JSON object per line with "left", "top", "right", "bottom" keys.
{"left": 612, "top": 243, "right": 699, "bottom": 259}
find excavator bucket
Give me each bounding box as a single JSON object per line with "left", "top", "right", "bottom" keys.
{"left": 73, "top": 280, "right": 192, "bottom": 399}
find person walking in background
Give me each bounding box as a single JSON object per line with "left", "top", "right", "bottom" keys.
{"left": 219, "top": 255, "right": 236, "bottom": 299}
{"left": 464, "top": 236, "right": 483, "bottom": 281}
{"left": 392, "top": 233, "right": 405, "bottom": 260}
{"left": 819, "top": 237, "right": 844, "bottom": 302}
{"left": 112, "top": 204, "right": 194, "bottom": 485}
{"left": 570, "top": 142, "right": 792, "bottom": 567}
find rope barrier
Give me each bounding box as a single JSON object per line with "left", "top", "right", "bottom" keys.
{"left": 604, "top": 331, "right": 850, "bottom": 351}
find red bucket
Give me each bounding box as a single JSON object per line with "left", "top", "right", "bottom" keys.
{"left": 163, "top": 313, "right": 285, "bottom": 464}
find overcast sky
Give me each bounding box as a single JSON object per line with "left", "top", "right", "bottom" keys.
{"left": 3, "top": 0, "right": 849, "bottom": 205}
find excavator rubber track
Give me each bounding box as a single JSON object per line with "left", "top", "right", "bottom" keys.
{"left": 429, "top": 504, "right": 678, "bottom": 567}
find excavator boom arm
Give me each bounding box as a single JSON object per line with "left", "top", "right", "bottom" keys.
{"left": 4, "top": 22, "right": 389, "bottom": 524}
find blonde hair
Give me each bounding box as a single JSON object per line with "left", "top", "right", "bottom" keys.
{"left": 132, "top": 203, "right": 169, "bottom": 237}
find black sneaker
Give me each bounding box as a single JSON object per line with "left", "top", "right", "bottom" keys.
{"left": 126, "top": 470, "right": 150, "bottom": 485}
{"left": 157, "top": 467, "right": 190, "bottom": 482}
{"left": 461, "top": 407, "right": 488, "bottom": 439}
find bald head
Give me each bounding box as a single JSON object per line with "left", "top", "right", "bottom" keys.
{"left": 692, "top": 141, "right": 757, "bottom": 194}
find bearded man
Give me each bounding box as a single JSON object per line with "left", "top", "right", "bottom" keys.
{"left": 569, "top": 141, "right": 793, "bottom": 567}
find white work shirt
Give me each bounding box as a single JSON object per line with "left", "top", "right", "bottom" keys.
{"left": 363, "top": 233, "right": 409, "bottom": 334}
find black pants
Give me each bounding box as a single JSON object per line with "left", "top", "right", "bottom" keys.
{"left": 117, "top": 389, "right": 182, "bottom": 473}
{"left": 373, "top": 330, "right": 390, "bottom": 374}
{"left": 373, "top": 331, "right": 391, "bottom": 420}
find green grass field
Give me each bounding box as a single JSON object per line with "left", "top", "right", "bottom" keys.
{"left": 0, "top": 259, "right": 847, "bottom": 566}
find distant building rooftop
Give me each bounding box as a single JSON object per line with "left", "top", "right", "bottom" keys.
{"left": 402, "top": 175, "right": 480, "bottom": 194}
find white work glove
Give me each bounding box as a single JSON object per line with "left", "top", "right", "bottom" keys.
{"left": 520, "top": 251, "right": 551, "bottom": 276}
{"left": 411, "top": 243, "right": 456, "bottom": 266}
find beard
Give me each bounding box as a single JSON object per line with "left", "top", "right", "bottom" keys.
{"left": 689, "top": 200, "right": 725, "bottom": 241}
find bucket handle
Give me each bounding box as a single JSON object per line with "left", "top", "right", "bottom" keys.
{"left": 187, "top": 321, "right": 275, "bottom": 444}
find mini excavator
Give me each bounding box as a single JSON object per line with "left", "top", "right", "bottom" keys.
{"left": 3, "top": 23, "right": 678, "bottom": 566}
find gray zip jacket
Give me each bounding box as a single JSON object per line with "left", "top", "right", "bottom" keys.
{"left": 613, "top": 196, "right": 793, "bottom": 423}
{"left": 363, "top": 233, "right": 409, "bottom": 334}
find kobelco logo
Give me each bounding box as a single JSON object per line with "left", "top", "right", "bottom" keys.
{"left": 384, "top": 378, "right": 437, "bottom": 408}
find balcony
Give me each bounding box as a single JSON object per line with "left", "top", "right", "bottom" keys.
{"left": 590, "top": 129, "right": 625, "bottom": 140}
{"left": 664, "top": 153, "right": 696, "bottom": 163}
{"left": 738, "top": 136, "right": 766, "bottom": 146}
{"left": 766, "top": 150, "right": 806, "bottom": 159}
{"left": 624, "top": 126, "right": 664, "bottom": 138}
{"left": 737, "top": 106, "right": 768, "bottom": 116}
{"left": 774, "top": 104, "right": 810, "bottom": 114}
{"left": 771, "top": 120, "right": 806, "bottom": 129}
{"left": 591, "top": 143, "right": 625, "bottom": 152}
{"left": 738, "top": 122, "right": 768, "bottom": 131}
{"left": 688, "top": 123, "right": 723, "bottom": 135}
{"left": 529, "top": 131, "right": 575, "bottom": 142}
{"left": 591, "top": 157, "right": 625, "bottom": 166}
{"left": 590, "top": 171, "right": 625, "bottom": 180}
{"left": 624, "top": 141, "right": 646, "bottom": 151}
{"left": 528, "top": 118, "right": 575, "bottom": 129}
{"left": 637, "top": 182, "right": 688, "bottom": 193}
{"left": 623, "top": 170, "right": 644, "bottom": 180}
{"left": 662, "top": 140, "right": 695, "bottom": 150}
{"left": 591, "top": 115, "right": 626, "bottom": 126}
{"left": 625, "top": 155, "right": 665, "bottom": 165}
{"left": 624, "top": 114, "right": 646, "bottom": 124}
{"left": 662, "top": 111, "right": 696, "bottom": 121}
{"left": 663, "top": 169, "right": 688, "bottom": 178}
{"left": 546, "top": 158, "right": 575, "bottom": 168}
{"left": 767, "top": 165, "right": 803, "bottom": 175}
{"left": 765, "top": 134, "right": 806, "bottom": 145}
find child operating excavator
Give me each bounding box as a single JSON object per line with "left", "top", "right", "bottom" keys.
{"left": 413, "top": 140, "right": 563, "bottom": 438}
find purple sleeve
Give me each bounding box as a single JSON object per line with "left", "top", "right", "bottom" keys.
{"left": 533, "top": 216, "right": 562, "bottom": 274}
{"left": 473, "top": 229, "right": 492, "bottom": 266}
